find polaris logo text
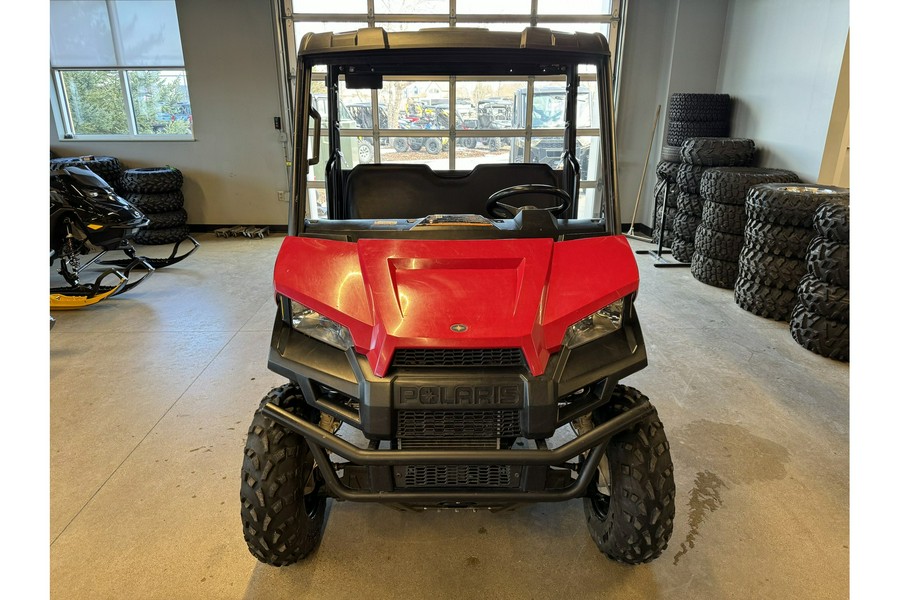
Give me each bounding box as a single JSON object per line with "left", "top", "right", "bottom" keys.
{"left": 398, "top": 385, "right": 521, "bottom": 406}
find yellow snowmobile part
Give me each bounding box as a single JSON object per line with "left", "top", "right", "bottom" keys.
{"left": 50, "top": 269, "right": 127, "bottom": 310}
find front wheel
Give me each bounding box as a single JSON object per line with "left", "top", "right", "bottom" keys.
{"left": 392, "top": 137, "right": 409, "bottom": 153}
{"left": 425, "top": 137, "right": 442, "bottom": 155}
{"left": 583, "top": 385, "right": 675, "bottom": 564}
{"left": 241, "top": 384, "right": 327, "bottom": 566}
{"left": 357, "top": 140, "right": 374, "bottom": 164}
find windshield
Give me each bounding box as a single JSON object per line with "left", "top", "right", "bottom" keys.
{"left": 532, "top": 93, "right": 566, "bottom": 128}
{"left": 291, "top": 29, "right": 616, "bottom": 233}
{"left": 62, "top": 166, "right": 113, "bottom": 190}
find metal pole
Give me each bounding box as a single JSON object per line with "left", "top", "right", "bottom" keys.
{"left": 626, "top": 104, "right": 661, "bottom": 239}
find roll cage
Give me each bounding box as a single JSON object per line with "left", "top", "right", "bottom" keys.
{"left": 288, "top": 27, "right": 620, "bottom": 237}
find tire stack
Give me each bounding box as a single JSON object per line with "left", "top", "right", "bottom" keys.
{"left": 734, "top": 184, "right": 849, "bottom": 321}
{"left": 50, "top": 155, "right": 123, "bottom": 187}
{"left": 691, "top": 164, "right": 800, "bottom": 289}
{"left": 117, "top": 167, "right": 190, "bottom": 245}
{"left": 652, "top": 93, "right": 731, "bottom": 249}
{"left": 789, "top": 198, "right": 851, "bottom": 361}
{"left": 665, "top": 93, "right": 731, "bottom": 149}
{"left": 651, "top": 162, "right": 679, "bottom": 248}
{"left": 670, "top": 138, "right": 756, "bottom": 264}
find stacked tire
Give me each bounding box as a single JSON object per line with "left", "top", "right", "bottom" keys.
{"left": 789, "top": 198, "right": 850, "bottom": 361}
{"left": 654, "top": 93, "right": 731, "bottom": 248}
{"left": 691, "top": 163, "right": 800, "bottom": 289}
{"left": 50, "top": 155, "right": 123, "bottom": 187}
{"left": 665, "top": 93, "right": 731, "bottom": 149}
{"left": 735, "top": 184, "right": 848, "bottom": 321}
{"left": 118, "top": 167, "right": 190, "bottom": 245}
{"left": 652, "top": 160, "right": 679, "bottom": 248}
{"left": 669, "top": 138, "right": 756, "bottom": 263}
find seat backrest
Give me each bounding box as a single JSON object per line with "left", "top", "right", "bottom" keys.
{"left": 343, "top": 162, "right": 564, "bottom": 219}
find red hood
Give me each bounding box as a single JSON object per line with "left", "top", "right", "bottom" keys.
{"left": 274, "top": 236, "right": 639, "bottom": 377}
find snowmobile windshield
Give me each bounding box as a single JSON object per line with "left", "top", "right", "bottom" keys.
{"left": 64, "top": 166, "right": 113, "bottom": 191}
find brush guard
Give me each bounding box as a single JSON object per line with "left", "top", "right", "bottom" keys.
{"left": 261, "top": 397, "right": 651, "bottom": 506}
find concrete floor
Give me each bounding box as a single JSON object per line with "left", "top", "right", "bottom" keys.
{"left": 49, "top": 234, "right": 848, "bottom": 599}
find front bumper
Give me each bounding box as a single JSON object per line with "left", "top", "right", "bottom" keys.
{"left": 269, "top": 306, "right": 645, "bottom": 438}
{"left": 266, "top": 298, "right": 647, "bottom": 505}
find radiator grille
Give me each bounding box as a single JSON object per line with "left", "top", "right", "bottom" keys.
{"left": 397, "top": 410, "right": 521, "bottom": 440}
{"left": 392, "top": 348, "right": 525, "bottom": 368}
{"left": 401, "top": 464, "right": 512, "bottom": 487}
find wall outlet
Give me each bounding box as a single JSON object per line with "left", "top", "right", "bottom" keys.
{"left": 277, "top": 190, "right": 288, "bottom": 202}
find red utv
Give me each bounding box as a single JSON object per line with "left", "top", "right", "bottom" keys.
{"left": 240, "top": 27, "right": 675, "bottom": 566}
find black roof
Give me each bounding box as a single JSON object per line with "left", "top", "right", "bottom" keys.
{"left": 298, "top": 27, "right": 609, "bottom": 74}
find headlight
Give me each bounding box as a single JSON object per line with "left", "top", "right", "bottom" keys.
{"left": 563, "top": 298, "right": 624, "bottom": 348}
{"left": 290, "top": 301, "right": 354, "bottom": 350}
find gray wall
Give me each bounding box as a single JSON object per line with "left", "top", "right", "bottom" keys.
{"left": 616, "top": 0, "right": 729, "bottom": 229}
{"left": 717, "top": 0, "right": 849, "bottom": 182}
{"left": 616, "top": 0, "right": 848, "bottom": 230}
{"left": 49, "top": 0, "right": 291, "bottom": 227}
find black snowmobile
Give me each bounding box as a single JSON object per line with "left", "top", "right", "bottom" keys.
{"left": 50, "top": 165, "right": 198, "bottom": 309}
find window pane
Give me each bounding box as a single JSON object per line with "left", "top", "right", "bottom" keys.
{"left": 308, "top": 135, "right": 327, "bottom": 182}
{"left": 342, "top": 136, "right": 378, "bottom": 167}
{"left": 578, "top": 81, "right": 599, "bottom": 128}
{"left": 456, "top": 22, "right": 528, "bottom": 33}
{"left": 456, "top": 0, "right": 531, "bottom": 14}
{"left": 377, "top": 78, "right": 450, "bottom": 131}
{"left": 61, "top": 70, "right": 129, "bottom": 135}
{"left": 374, "top": 0, "right": 448, "bottom": 13}
{"left": 453, "top": 139, "right": 509, "bottom": 169}
{"left": 537, "top": 22, "right": 610, "bottom": 38}
{"left": 115, "top": 1, "right": 185, "bottom": 66}
{"left": 306, "top": 187, "right": 328, "bottom": 220}
{"left": 375, "top": 22, "right": 448, "bottom": 32}
{"left": 337, "top": 79, "right": 386, "bottom": 130}
{"left": 456, "top": 80, "right": 522, "bottom": 131}
{"left": 577, "top": 188, "right": 600, "bottom": 220}
{"left": 538, "top": 0, "right": 612, "bottom": 16}
{"left": 293, "top": 0, "right": 368, "bottom": 14}
{"left": 308, "top": 133, "right": 363, "bottom": 181}
{"left": 531, "top": 83, "right": 567, "bottom": 129}
{"left": 578, "top": 135, "right": 601, "bottom": 181}
{"left": 129, "top": 71, "right": 192, "bottom": 135}
{"left": 525, "top": 82, "right": 598, "bottom": 130}
{"left": 50, "top": 1, "right": 116, "bottom": 67}
{"left": 529, "top": 137, "right": 566, "bottom": 167}
{"left": 384, "top": 151, "right": 450, "bottom": 170}
{"left": 384, "top": 133, "right": 447, "bottom": 161}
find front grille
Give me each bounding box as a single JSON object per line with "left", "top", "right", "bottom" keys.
{"left": 400, "top": 464, "right": 513, "bottom": 487}
{"left": 399, "top": 437, "right": 498, "bottom": 449}
{"left": 391, "top": 348, "right": 525, "bottom": 369}
{"left": 397, "top": 410, "right": 521, "bottom": 440}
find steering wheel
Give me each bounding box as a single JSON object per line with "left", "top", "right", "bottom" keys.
{"left": 486, "top": 184, "right": 572, "bottom": 219}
